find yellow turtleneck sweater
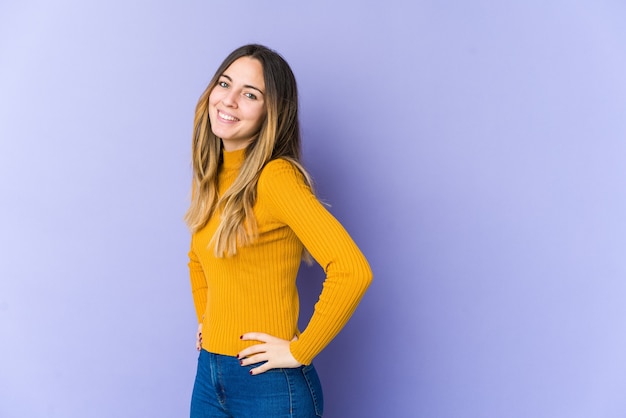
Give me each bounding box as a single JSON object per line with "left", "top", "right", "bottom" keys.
{"left": 188, "top": 148, "right": 372, "bottom": 365}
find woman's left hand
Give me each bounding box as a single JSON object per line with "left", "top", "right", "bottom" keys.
{"left": 238, "top": 332, "right": 302, "bottom": 375}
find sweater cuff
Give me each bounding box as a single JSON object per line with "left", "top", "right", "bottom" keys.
{"left": 289, "top": 339, "right": 315, "bottom": 366}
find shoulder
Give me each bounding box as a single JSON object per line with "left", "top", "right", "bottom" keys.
{"left": 258, "top": 158, "right": 312, "bottom": 198}
{"left": 261, "top": 158, "right": 300, "bottom": 176}
{"left": 259, "top": 158, "right": 307, "bottom": 187}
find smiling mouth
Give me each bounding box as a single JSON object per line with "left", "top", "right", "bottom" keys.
{"left": 218, "top": 110, "right": 239, "bottom": 122}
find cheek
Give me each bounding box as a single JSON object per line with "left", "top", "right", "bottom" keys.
{"left": 207, "top": 91, "right": 219, "bottom": 109}
{"left": 207, "top": 93, "right": 221, "bottom": 123}
{"left": 250, "top": 107, "right": 267, "bottom": 127}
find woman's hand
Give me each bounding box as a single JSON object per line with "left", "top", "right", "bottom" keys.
{"left": 196, "top": 323, "right": 203, "bottom": 351}
{"left": 237, "top": 332, "right": 302, "bottom": 375}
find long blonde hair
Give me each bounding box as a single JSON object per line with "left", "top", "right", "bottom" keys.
{"left": 185, "top": 44, "right": 313, "bottom": 257}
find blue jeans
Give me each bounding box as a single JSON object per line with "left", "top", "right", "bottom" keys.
{"left": 191, "top": 349, "right": 324, "bottom": 417}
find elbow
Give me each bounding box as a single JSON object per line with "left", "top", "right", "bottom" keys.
{"left": 357, "top": 259, "right": 373, "bottom": 291}
{"left": 364, "top": 266, "right": 373, "bottom": 289}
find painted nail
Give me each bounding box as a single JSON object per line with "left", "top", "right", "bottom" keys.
{"left": 249, "top": 370, "right": 253, "bottom": 375}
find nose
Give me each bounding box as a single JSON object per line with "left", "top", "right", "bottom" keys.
{"left": 221, "top": 89, "right": 238, "bottom": 108}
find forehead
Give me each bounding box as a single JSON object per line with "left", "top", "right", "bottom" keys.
{"left": 222, "top": 57, "right": 265, "bottom": 88}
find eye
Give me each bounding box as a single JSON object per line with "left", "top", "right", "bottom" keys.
{"left": 244, "top": 92, "right": 257, "bottom": 100}
{"left": 218, "top": 81, "right": 229, "bottom": 88}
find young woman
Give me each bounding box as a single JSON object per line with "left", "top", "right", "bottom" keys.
{"left": 186, "top": 44, "right": 372, "bottom": 418}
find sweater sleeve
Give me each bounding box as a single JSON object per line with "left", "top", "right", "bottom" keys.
{"left": 258, "top": 160, "right": 373, "bottom": 365}
{"left": 188, "top": 238, "right": 208, "bottom": 324}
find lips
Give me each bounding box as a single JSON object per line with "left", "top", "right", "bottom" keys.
{"left": 217, "top": 110, "right": 239, "bottom": 122}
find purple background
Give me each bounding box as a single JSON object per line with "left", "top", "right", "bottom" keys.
{"left": 2, "top": 1, "right": 626, "bottom": 417}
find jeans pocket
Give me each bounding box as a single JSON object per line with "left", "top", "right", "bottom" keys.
{"left": 302, "top": 364, "right": 324, "bottom": 417}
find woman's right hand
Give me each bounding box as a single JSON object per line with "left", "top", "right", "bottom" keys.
{"left": 196, "top": 323, "right": 203, "bottom": 351}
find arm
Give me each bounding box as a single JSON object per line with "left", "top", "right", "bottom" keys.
{"left": 189, "top": 240, "right": 208, "bottom": 348}
{"left": 255, "top": 160, "right": 373, "bottom": 365}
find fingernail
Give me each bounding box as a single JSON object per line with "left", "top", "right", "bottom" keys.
{"left": 249, "top": 370, "right": 253, "bottom": 375}
{"left": 239, "top": 360, "right": 243, "bottom": 366}
{"left": 236, "top": 354, "right": 239, "bottom": 359}
{"left": 240, "top": 335, "right": 243, "bottom": 339}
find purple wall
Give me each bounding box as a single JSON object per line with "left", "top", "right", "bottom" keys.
{"left": 2, "top": 1, "right": 626, "bottom": 417}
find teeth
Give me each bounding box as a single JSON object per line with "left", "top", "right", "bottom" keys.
{"left": 219, "top": 111, "right": 238, "bottom": 121}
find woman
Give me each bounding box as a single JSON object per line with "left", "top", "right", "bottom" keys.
{"left": 186, "top": 44, "right": 372, "bottom": 418}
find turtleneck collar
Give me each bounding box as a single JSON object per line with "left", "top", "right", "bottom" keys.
{"left": 222, "top": 147, "right": 246, "bottom": 171}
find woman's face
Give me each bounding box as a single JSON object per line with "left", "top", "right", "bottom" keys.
{"left": 208, "top": 56, "right": 267, "bottom": 151}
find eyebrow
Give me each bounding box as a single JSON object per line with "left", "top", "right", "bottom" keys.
{"left": 220, "top": 74, "right": 265, "bottom": 95}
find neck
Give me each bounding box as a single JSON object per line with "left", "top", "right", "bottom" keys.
{"left": 221, "top": 138, "right": 252, "bottom": 152}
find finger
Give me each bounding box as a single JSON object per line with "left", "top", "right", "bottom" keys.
{"left": 240, "top": 332, "right": 274, "bottom": 343}
{"left": 237, "top": 343, "right": 267, "bottom": 360}
{"left": 249, "top": 362, "right": 272, "bottom": 376}
{"left": 196, "top": 334, "right": 202, "bottom": 351}
{"left": 239, "top": 353, "right": 267, "bottom": 367}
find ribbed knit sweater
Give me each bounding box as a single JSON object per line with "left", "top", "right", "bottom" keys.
{"left": 188, "top": 148, "right": 372, "bottom": 365}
